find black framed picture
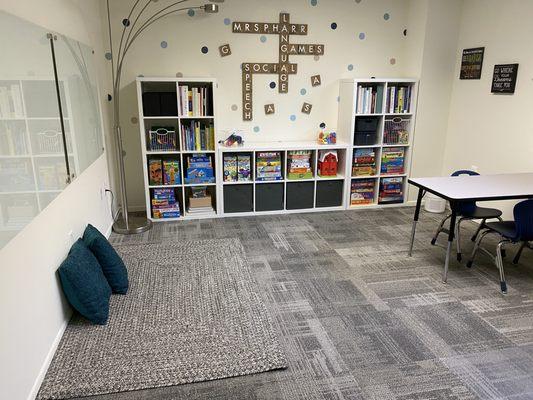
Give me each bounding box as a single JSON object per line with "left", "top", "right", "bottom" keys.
{"left": 491, "top": 64, "right": 519, "bottom": 94}
{"left": 460, "top": 47, "right": 484, "bottom": 79}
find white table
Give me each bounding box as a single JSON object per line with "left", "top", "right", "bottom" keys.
{"left": 408, "top": 173, "right": 533, "bottom": 282}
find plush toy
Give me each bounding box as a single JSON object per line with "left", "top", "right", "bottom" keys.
{"left": 318, "top": 130, "right": 337, "bottom": 145}
{"left": 219, "top": 132, "right": 244, "bottom": 147}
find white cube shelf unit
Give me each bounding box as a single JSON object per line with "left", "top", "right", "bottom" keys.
{"left": 137, "top": 77, "right": 219, "bottom": 221}
{"left": 337, "top": 78, "right": 419, "bottom": 209}
{"left": 218, "top": 141, "right": 350, "bottom": 216}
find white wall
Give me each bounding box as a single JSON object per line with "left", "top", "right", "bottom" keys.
{"left": 107, "top": 0, "right": 416, "bottom": 209}
{"left": 0, "top": 1, "right": 113, "bottom": 399}
{"left": 442, "top": 0, "right": 533, "bottom": 217}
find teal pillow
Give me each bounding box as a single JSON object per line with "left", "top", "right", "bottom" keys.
{"left": 58, "top": 239, "right": 111, "bottom": 325}
{"left": 83, "top": 224, "right": 129, "bottom": 294}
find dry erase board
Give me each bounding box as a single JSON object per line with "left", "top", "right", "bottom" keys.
{"left": 460, "top": 47, "right": 484, "bottom": 79}
{"left": 491, "top": 64, "right": 519, "bottom": 94}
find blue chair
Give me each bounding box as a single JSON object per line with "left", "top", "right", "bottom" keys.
{"left": 467, "top": 199, "right": 533, "bottom": 294}
{"left": 431, "top": 170, "right": 503, "bottom": 261}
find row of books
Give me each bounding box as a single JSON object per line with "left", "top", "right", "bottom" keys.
{"left": 0, "top": 85, "right": 24, "bottom": 118}
{"left": 356, "top": 85, "right": 384, "bottom": 114}
{"left": 256, "top": 152, "right": 282, "bottom": 181}
{"left": 381, "top": 147, "right": 405, "bottom": 175}
{"left": 0, "top": 123, "right": 28, "bottom": 155}
{"left": 287, "top": 150, "right": 312, "bottom": 180}
{"left": 386, "top": 85, "right": 412, "bottom": 114}
{"left": 148, "top": 159, "right": 180, "bottom": 186}
{"left": 178, "top": 85, "right": 211, "bottom": 116}
{"left": 223, "top": 154, "right": 252, "bottom": 182}
{"left": 151, "top": 188, "right": 180, "bottom": 219}
{"left": 352, "top": 148, "right": 376, "bottom": 176}
{"left": 180, "top": 121, "right": 215, "bottom": 151}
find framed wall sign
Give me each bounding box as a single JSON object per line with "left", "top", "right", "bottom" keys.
{"left": 491, "top": 63, "right": 519, "bottom": 94}
{"left": 460, "top": 47, "right": 484, "bottom": 79}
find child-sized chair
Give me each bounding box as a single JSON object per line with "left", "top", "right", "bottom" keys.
{"left": 431, "top": 170, "right": 503, "bottom": 261}
{"left": 467, "top": 199, "right": 533, "bottom": 294}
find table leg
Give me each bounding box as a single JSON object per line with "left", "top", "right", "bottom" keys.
{"left": 408, "top": 188, "right": 424, "bottom": 257}
{"left": 443, "top": 203, "right": 457, "bottom": 283}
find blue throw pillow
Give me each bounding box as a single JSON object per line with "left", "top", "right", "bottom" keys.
{"left": 83, "top": 224, "right": 129, "bottom": 294}
{"left": 58, "top": 239, "right": 111, "bottom": 325}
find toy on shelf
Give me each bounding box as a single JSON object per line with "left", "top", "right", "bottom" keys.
{"left": 151, "top": 188, "right": 180, "bottom": 219}
{"left": 256, "top": 152, "right": 282, "bottom": 181}
{"left": 163, "top": 159, "right": 180, "bottom": 185}
{"left": 219, "top": 131, "right": 244, "bottom": 147}
{"left": 148, "top": 159, "right": 163, "bottom": 185}
{"left": 287, "top": 150, "right": 313, "bottom": 180}
{"left": 185, "top": 154, "right": 215, "bottom": 184}
{"left": 317, "top": 150, "right": 338, "bottom": 177}
{"left": 318, "top": 130, "right": 336, "bottom": 145}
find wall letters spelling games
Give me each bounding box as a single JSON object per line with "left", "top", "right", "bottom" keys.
{"left": 232, "top": 13, "right": 325, "bottom": 121}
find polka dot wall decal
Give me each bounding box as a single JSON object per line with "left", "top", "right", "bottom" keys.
{"left": 319, "top": 122, "right": 326, "bottom": 129}
{"left": 314, "top": 55, "right": 320, "bottom": 61}
{"left": 330, "top": 22, "right": 337, "bottom": 30}
{"left": 269, "top": 81, "right": 276, "bottom": 89}
{"left": 175, "top": 72, "right": 183, "bottom": 77}
{"left": 355, "top": 0, "right": 362, "bottom": 3}
{"left": 347, "top": 64, "right": 354, "bottom": 71}
{"left": 104, "top": 52, "right": 112, "bottom": 60}
{"left": 403, "top": 29, "right": 408, "bottom": 36}
{"left": 107, "top": 94, "right": 112, "bottom": 101}
{"left": 224, "top": 18, "right": 231, "bottom": 25}
{"left": 231, "top": 104, "right": 238, "bottom": 111}
{"left": 337, "top": 96, "right": 340, "bottom": 102}
{"left": 300, "top": 88, "right": 307, "bottom": 95}
{"left": 122, "top": 18, "right": 130, "bottom": 27}
{"left": 131, "top": 117, "right": 138, "bottom": 124}
{"left": 260, "top": 35, "right": 267, "bottom": 43}
{"left": 390, "top": 58, "right": 396, "bottom": 65}
{"left": 187, "top": 9, "right": 195, "bottom": 17}
{"left": 138, "top": 74, "right": 144, "bottom": 77}
{"left": 253, "top": 126, "right": 260, "bottom": 133}
{"left": 359, "top": 32, "right": 366, "bottom": 40}
{"left": 290, "top": 114, "right": 296, "bottom": 121}
{"left": 201, "top": 46, "right": 209, "bottom": 54}
{"left": 160, "top": 41, "right": 167, "bottom": 48}
{"left": 384, "top": 13, "right": 390, "bottom": 21}
{"left": 310, "top": 0, "right": 318, "bottom": 5}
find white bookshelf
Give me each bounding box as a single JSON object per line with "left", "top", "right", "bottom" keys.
{"left": 337, "top": 78, "right": 419, "bottom": 209}
{"left": 136, "top": 77, "right": 219, "bottom": 222}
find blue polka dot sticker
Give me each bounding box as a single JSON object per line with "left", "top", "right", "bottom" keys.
{"left": 310, "top": 0, "right": 318, "bottom": 5}
{"left": 359, "top": 32, "right": 366, "bottom": 40}
{"left": 290, "top": 114, "right": 296, "bottom": 121}
{"left": 260, "top": 35, "right": 267, "bottom": 43}
{"left": 187, "top": 9, "right": 195, "bottom": 17}
{"left": 330, "top": 22, "right": 337, "bottom": 30}
{"left": 347, "top": 64, "right": 354, "bottom": 71}
{"left": 253, "top": 126, "right": 260, "bottom": 133}
{"left": 300, "top": 88, "right": 307, "bottom": 95}
{"left": 160, "top": 41, "right": 167, "bottom": 48}
{"left": 384, "top": 13, "right": 390, "bottom": 21}
{"left": 201, "top": 46, "right": 209, "bottom": 54}
{"left": 224, "top": 18, "right": 231, "bottom": 25}
{"left": 105, "top": 52, "right": 112, "bottom": 60}
{"left": 269, "top": 81, "right": 276, "bottom": 89}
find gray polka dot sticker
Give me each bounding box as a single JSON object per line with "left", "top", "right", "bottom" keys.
{"left": 384, "top": 13, "right": 390, "bottom": 21}
{"left": 231, "top": 104, "right": 238, "bottom": 111}
{"left": 310, "top": 0, "right": 318, "bottom": 5}
{"left": 314, "top": 55, "right": 320, "bottom": 61}
{"left": 105, "top": 52, "right": 112, "bottom": 60}
{"left": 260, "top": 35, "right": 267, "bottom": 43}
{"left": 359, "top": 32, "right": 366, "bottom": 40}
{"left": 290, "top": 114, "right": 296, "bottom": 121}
{"left": 131, "top": 117, "right": 138, "bottom": 124}
{"left": 224, "top": 18, "right": 231, "bottom": 25}
{"left": 201, "top": 46, "right": 209, "bottom": 54}
{"left": 253, "top": 126, "right": 260, "bottom": 133}
{"left": 187, "top": 9, "right": 195, "bottom": 17}
{"left": 390, "top": 58, "right": 396, "bottom": 65}
{"left": 347, "top": 64, "right": 354, "bottom": 71}
{"left": 176, "top": 72, "right": 183, "bottom": 77}
{"left": 160, "top": 41, "right": 167, "bottom": 48}
{"left": 300, "top": 88, "right": 307, "bottom": 95}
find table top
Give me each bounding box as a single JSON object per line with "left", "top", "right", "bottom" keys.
{"left": 409, "top": 173, "right": 533, "bottom": 201}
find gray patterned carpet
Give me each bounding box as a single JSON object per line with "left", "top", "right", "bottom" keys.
{"left": 66, "top": 207, "right": 533, "bottom": 400}
{"left": 38, "top": 239, "right": 286, "bottom": 399}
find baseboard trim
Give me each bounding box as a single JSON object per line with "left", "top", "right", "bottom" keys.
{"left": 27, "top": 318, "right": 69, "bottom": 400}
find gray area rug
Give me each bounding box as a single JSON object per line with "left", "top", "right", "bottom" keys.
{"left": 38, "top": 239, "right": 287, "bottom": 399}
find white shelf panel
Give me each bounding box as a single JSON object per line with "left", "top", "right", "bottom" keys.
{"left": 316, "top": 174, "right": 345, "bottom": 180}
{"left": 180, "top": 116, "right": 214, "bottom": 119}
{"left": 183, "top": 182, "right": 216, "bottom": 187}
{"left": 286, "top": 178, "right": 315, "bottom": 182}
{"left": 222, "top": 180, "right": 253, "bottom": 185}
{"left": 255, "top": 180, "right": 285, "bottom": 184}
{"left": 182, "top": 150, "right": 215, "bottom": 154}
{"left": 148, "top": 184, "right": 183, "bottom": 189}
{"left": 143, "top": 116, "right": 179, "bottom": 119}
{"left": 220, "top": 140, "right": 350, "bottom": 152}
{"left": 351, "top": 175, "right": 379, "bottom": 180}
{"left": 146, "top": 151, "right": 181, "bottom": 155}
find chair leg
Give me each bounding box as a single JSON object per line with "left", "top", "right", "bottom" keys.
{"left": 513, "top": 241, "right": 528, "bottom": 265}
{"left": 496, "top": 240, "right": 510, "bottom": 294}
{"left": 456, "top": 218, "right": 466, "bottom": 261}
{"left": 471, "top": 218, "right": 486, "bottom": 242}
{"left": 431, "top": 214, "right": 451, "bottom": 245}
{"left": 466, "top": 229, "right": 491, "bottom": 268}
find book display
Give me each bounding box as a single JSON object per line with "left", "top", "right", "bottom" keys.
{"left": 356, "top": 85, "right": 384, "bottom": 114}
{"left": 178, "top": 85, "right": 212, "bottom": 117}
{"left": 256, "top": 152, "right": 282, "bottom": 181}
{"left": 287, "top": 150, "right": 312, "bottom": 180}
{"left": 386, "top": 85, "right": 412, "bottom": 114}
{"left": 180, "top": 120, "right": 215, "bottom": 151}
{"left": 185, "top": 154, "right": 215, "bottom": 184}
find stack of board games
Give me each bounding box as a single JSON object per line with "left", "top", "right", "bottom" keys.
{"left": 187, "top": 186, "right": 215, "bottom": 215}
{"left": 185, "top": 154, "right": 215, "bottom": 184}
{"left": 256, "top": 152, "right": 282, "bottom": 181}
{"left": 287, "top": 150, "right": 313, "bottom": 180}
{"left": 223, "top": 154, "right": 252, "bottom": 182}
{"left": 380, "top": 147, "right": 405, "bottom": 175}
{"left": 351, "top": 179, "right": 375, "bottom": 205}
{"left": 352, "top": 148, "right": 376, "bottom": 176}
{"left": 151, "top": 188, "right": 180, "bottom": 219}
{"left": 163, "top": 160, "right": 180, "bottom": 185}
{"left": 378, "top": 177, "right": 404, "bottom": 204}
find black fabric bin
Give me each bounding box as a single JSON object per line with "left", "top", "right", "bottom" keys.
{"left": 316, "top": 180, "right": 344, "bottom": 207}
{"left": 223, "top": 184, "right": 253, "bottom": 213}
{"left": 255, "top": 183, "right": 284, "bottom": 211}
{"left": 286, "top": 182, "right": 314, "bottom": 210}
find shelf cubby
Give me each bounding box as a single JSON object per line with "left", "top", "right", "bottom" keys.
{"left": 286, "top": 181, "right": 315, "bottom": 210}
{"left": 255, "top": 182, "right": 284, "bottom": 212}
{"left": 223, "top": 184, "right": 253, "bottom": 213}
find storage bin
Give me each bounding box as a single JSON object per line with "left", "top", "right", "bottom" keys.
{"left": 383, "top": 117, "right": 410, "bottom": 145}
{"left": 142, "top": 92, "right": 178, "bottom": 116}
{"left": 223, "top": 184, "right": 253, "bottom": 213}
{"left": 255, "top": 183, "right": 284, "bottom": 211}
{"left": 316, "top": 180, "right": 344, "bottom": 207}
{"left": 424, "top": 193, "right": 446, "bottom": 213}
{"left": 286, "top": 182, "right": 314, "bottom": 210}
